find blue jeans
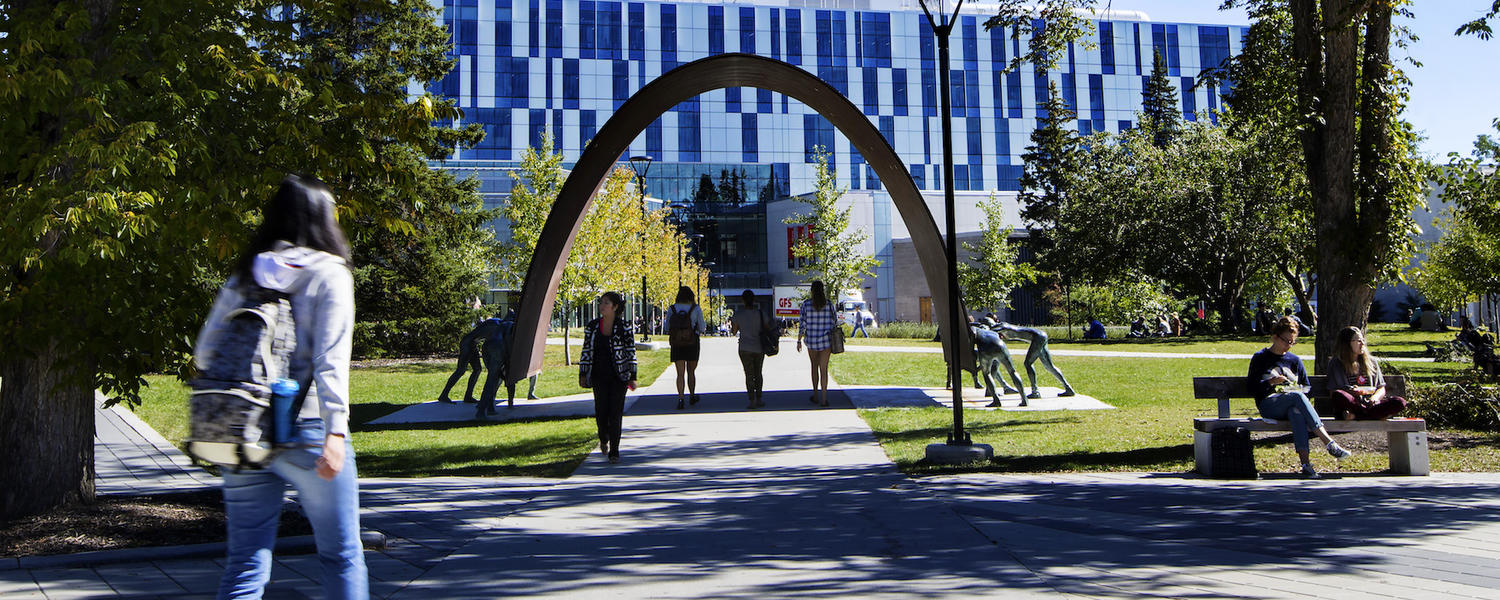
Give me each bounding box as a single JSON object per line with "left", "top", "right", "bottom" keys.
{"left": 218, "top": 418, "right": 368, "bottom": 600}
{"left": 1258, "top": 391, "right": 1323, "bottom": 453}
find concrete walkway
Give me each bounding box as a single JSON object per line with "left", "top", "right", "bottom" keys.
{"left": 6, "top": 337, "right": 1500, "bottom": 599}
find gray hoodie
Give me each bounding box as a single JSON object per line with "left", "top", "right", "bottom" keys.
{"left": 194, "top": 243, "right": 355, "bottom": 436}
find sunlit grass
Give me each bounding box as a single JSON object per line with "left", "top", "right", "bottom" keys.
{"left": 837, "top": 337, "right": 1498, "bottom": 475}
{"left": 132, "top": 346, "right": 672, "bottom": 478}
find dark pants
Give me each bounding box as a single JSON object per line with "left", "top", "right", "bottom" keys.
{"left": 739, "top": 350, "right": 765, "bottom": 398}
{"left": 1332, "top": 389, "right": 1408, "bottom": 420}
{"left": 439, "top": 343, "right": 482, "bottom": 401}
{"left": 593, "top": 375, "right": 627, "bottom": 456}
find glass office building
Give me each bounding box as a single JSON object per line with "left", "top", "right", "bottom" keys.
{"left": 426, "top": 0, "right": 1246, "bottom": 307}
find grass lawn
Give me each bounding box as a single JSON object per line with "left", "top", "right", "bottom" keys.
{"left": 133, "top": 345, "right": 672, "bottom": 478}
{"left": 841, "top": 322, "right": 1452, "bottom": 358}
{"left": 835, "top": 333, "right": 1500, "bottom": 475}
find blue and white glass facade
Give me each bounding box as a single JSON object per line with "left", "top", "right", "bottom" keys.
{"left": 430, "top": 0, "right": 1244, "bottom": 191}
{"left": 426, "top": 0, "right": 1247, "bottom": 308}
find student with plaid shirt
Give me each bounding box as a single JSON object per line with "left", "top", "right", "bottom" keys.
{"left": 796, "top": 280, "right": 837, "bottom": 407}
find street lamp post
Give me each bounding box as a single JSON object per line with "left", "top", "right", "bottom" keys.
{"left": 680, "top": 232, "right": 703, "bottom": 288}
{"left": 918, "top": 0, "right": 993, "bottom": 464}
{"left": 699, "top": 261, "right": 715, "bottom": 308}
{"left": 629, "top": 156, "right": 653, "bottom": 341}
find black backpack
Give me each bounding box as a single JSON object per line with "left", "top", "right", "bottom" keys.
{"left": 668, "top": 306, "right": 697, "bottom": 347}
{"left": 1208, "top": 427, "right": 1258, "bottom": 480}
{"left": 186, "top": 284, "right": 305, "bottom": 470}
{"left": 760, "top": 308, "right": 781, "bottom": 356}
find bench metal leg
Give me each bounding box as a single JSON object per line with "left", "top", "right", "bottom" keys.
{"left": 1388, "top": 431, "right": 1430, "bottom": 476}
{"left": 1194, "top": 430, "right": 1213, "bottom": 475}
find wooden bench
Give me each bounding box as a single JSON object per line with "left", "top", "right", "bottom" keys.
{"left": 1192, "top": 375, "right": 1429, "bottom": 476}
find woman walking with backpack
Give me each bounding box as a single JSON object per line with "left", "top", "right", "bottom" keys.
{"left": 730, "top": 289, "right": 769, "bottom": 409}
{"left": 667, "top": 285, "right": 706, "bottom": 410}
{"left": 796, "top": 280, "right": 837, "bottom": 407}
{"left": 197, "top": 175, "right": 367, "bottom": 599}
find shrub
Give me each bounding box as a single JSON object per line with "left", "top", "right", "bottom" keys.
{"left": 869, "top": 320, "right": 938, "bottom": 339}
{"left": 1405, "top": 370, "right": 1500, "bottom": 431}
{"left": 354, "top": 314, "right": 472, "bottom": 358}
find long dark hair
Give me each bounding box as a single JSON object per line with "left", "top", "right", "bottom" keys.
{"left": 235, "top": 174, "right": 351, "bottom": 282}
{"left": 810, "top": 280, "right": 828, "bottom": 309}
{"left": 675, "top": 285, "right": 695, "bottom": 305}
{"left": 1334, "top": 326, "right": 1375, "bottom": 377}
{"left": 599, "top": 291, "right": 625, "bottom": 315}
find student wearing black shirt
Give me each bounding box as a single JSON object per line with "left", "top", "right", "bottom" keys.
{"left": 1248, "top": 316, "right": 1351, "bottom": 479}
{"left": 580, "top": 291, "right": 638, "bottom": 464}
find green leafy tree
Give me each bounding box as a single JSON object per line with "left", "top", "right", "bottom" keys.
{"left": 957, "top": 197, "right": 1037, "bottom": 314}
{"left": 1140, "top": 50, "right": 1182, "bottom": 148}
{"left": 1456, "top": 0, "right": 1500, "bottom": 38}
{"left": 1209, "top": 1, "right": 1319, "bottom": 326}
{"left": 982, "top": 0, "right": 1097, "bottom": 75}
{"left": 351, "top": 169, "right": 497, "bottom": 357}
{"left": 1274, "top": 0, "right": 1428, "bottom": 368}
{"left": 0, "top": 0, "right": 477, "bottom": 518}
{"left": 784, "top": 148, "right": 880, "bottom": 299}
{"left": 498, "top": 134, "right": 566, "bottom": 290}
{"left": 1442, "top": 121, "right": 1500, "bottom": 237}
{"left": 1053, "top": 280, "right": 1178, "bottom": 327}
{"left": 555, "top": 168, "right": 642, "bottom": 362}
{"left": 1057, "top": 120, "right": 1294, "bottom": 332}
{"left": 1411, "top": 210, "right": 1500, "bottom": 315}
{"left": 1017, "top": 83, "right": 1085, "bottom": 268}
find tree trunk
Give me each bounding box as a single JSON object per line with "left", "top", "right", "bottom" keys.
{"left": 1215, "top": 292, "right": 1240, "bottom": 335}
{"left": 0, "top": 342, "right": 97, "bottom": 519}
{"left": 1280, "top": 266, "right": 1317, "bottom": 330}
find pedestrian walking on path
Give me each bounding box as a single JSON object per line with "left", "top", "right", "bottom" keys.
{"left": 196, "top": 175, "right": 368, "bottom": 599}
{"left": 730, "top": 289, "right": 768, "bottom": 408}
{"left": 1249, "top": 316, "right": 1352, "bottom": 478}
{"left": 797, "top": 280, "right": 837, "bottom": 407}
{"left": 667, "top": 285, "right": 706, "bottom": 410}
{"left": 580, "top": 291, "right": 637, "bottom": 464}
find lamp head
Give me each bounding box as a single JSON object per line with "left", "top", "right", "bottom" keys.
{"left": 628, "top": 155, "right": 653, "bottom": 175}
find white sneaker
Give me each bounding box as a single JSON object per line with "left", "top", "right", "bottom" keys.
{"left": 1327, "top": 442, "right": 1351, "bottom": 460}
{"left": 1300, "top": 463, "right": 1321, "bottom": 479}
{"left": 1260, "top": 416, "right": 1279, "bottom": 424}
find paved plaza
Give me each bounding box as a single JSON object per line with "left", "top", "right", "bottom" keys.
{"left": 4, "top": 338, "right": 1500, "bottom": 598}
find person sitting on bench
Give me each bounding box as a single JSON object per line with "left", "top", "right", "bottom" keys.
{"left": 1327, "top": 326, "right": 1407, "bottom": 421}
{"left": 1248, "top": 316, "right": 1351, "bottom": 479}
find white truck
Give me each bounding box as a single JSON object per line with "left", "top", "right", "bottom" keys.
{"left": 773, "top": 285, "right": 877, "bottom": 330}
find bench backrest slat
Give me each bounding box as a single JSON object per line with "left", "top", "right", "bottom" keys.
{"left": 1193, "top": 375, "right": 1408, "bottom": 418}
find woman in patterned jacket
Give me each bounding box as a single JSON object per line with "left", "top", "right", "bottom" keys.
{"left": 796, "top": 280, "right": 837, "bottom": 407}
{"left": 579, "top": 291, "right": 638, "bottom": 464}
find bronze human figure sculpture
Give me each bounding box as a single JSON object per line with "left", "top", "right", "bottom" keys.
{"left": 970, "top": 321, "right": 1025, "bottom": 407}
{"left": 995, "top": 321, "right": 1077, "bottom": 401}
{"left": 439, "top": 315, "right": 504, "bottom": 404}
{"left": 473, "top": 311, "right": 539, "bottom": 419}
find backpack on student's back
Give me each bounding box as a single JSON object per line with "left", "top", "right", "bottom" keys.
{"left": 186, "top": 284, "right": 303, "bottom": 470}
{"left": 760, "top": 308, "right": 781, "bottom": 356}
{"left": 668, "top": 306, "right": 697, "bottom": 347}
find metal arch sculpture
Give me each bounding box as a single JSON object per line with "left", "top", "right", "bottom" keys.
{"left": 507, "top": 53, "right": 974, "bottom": 383}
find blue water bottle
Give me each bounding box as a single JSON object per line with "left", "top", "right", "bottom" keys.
{"left": 270, "top": 378, "right": 300, "bottom": 445}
